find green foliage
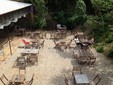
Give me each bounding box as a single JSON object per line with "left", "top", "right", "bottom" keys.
{"left": 53, "top": 11, "right": 67, "bottom": 25}
{"left": 34, "top": 15, "right": 47, "bottom": 29}
{"left": 91, "top": 0, "right": 113, "bottom": 12}
{"left": 30, "top": 0, "right": 47, "bottom": 28}
{"left": 69, "top": 0, "right": 87, "bottom": 26}
{"left": 96, "top": 45, "right": 104, "bottom": 53}
{"left": 105, "top": 34, "right": 113, "bottom": 44}
{"left": 104, "top": 11, "right": 113, "bottom": 24}
{"left": 48, "top": 0, "right": 76, "bottom": 12}
{"left": 108, "top": 46, "right": 113, "bottom": 57}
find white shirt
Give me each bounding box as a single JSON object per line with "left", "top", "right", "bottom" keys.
{"left": 74, "top": 38, "right": 80, "bottom": 43}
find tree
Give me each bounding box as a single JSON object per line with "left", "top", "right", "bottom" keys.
{"left": 69, "top": 0, "right": 87, "bottom": 27}
{"left": 31, "top": 0, "right": 47, "bottom": 28}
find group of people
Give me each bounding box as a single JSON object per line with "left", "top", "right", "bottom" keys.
{"left": 74, "top": 34, "right": 94, "bottom": 49}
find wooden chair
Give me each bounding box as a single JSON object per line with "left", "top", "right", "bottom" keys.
{"left": 72, "top": 66, "right": 82, "bottom": 75}
{"left": 89, "top": 57, "right": 96, "bottom": 67}
{"left": 25, "top": 44, "right": 31, "bottom": 49}
{"left": 33, "top": 32, "right": 41, "bottom": 39}
{"left": 0, "top": 46, "right": 4, "bottom": 56}
{"left": 21, "top": 74, "right": 34, "bottom": 85}
{"left": 27, "top": 54, "right": 38, "bottom": 64}
{"left": 17, "top": 57, "right": 26, "bottom": 67}
{"left": 90, "top": 74, "right": 101, "bottom": 85}
{"left": 67, "top": 39, "right": 73, "bottom": 48}
{"left": 87, "top": 50, "right": 96, "bottom": 66}
{"left": 0, "top": 46, "right": 5, "bottom": 61}
{"left": 22, "top": 40, "right": 31, "bottom": 49}
{"left": 64, "top": 75, "right": 74, "bottom": 85}
{"left": 53, "top": 40, "right": 60, "bottom": 48}
{"left": 0, "top": 74, "right": 11, "bottom": 85}
{"left": 17, "top": 57, "right": 26, "bottom": 74}
{"left": 25, "top": 31, "right": 31, "bottom": 38}
{"left": 19, "top": 66, "right": 26, "bottom": 74}
{"left": 40, "top": 40, "right": 45, "bottom": 48}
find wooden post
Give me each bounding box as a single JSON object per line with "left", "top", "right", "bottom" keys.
{"left": 7, "top": 28, "right": 12, "bottom": 55}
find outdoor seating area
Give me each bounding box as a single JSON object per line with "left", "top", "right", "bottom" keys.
{"left": 0, "top": 30, "right": 112, "bottom": 85}
{"left": 0, "top": 0, "right": 113, "bottom": 84}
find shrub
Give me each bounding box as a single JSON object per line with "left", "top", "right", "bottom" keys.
{"left": 108, "top": 46, "right": 113, "bottom": 57}
{"left": 96, "top": 45, "right": 104, "bottom": 53}
{"left": 105, "top": 34, "right": 113, "bottom": 44}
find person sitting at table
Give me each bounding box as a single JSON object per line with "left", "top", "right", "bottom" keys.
{"left": 88, "top": 37, "right": 94, "bottom": 45}
{"left": 57, "top": 24, "right": 62, "bottom": 32}
{"left": 74, "top": 36, "right": 83, "bottom": 48}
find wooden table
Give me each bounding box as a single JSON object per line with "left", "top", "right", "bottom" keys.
{"left": 10, "top": 74, "right": 25, "bottom": 84}
{"left": 74, "top": 74, "right": 89, "bottom": 85}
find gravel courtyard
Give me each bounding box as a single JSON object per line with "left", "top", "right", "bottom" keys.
{"left": 0, "top": 31, "right": 113, "bottom": 85}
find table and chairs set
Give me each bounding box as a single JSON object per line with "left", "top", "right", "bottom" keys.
{"left": 15, "top": 48, "right": 39, "bottom": 69}
{"left": 53, "top": 39, "right": 73, "bottom": 51}
{"left": 64, "top": 66, "right": 101, "bottom": 85}
{"left": 0, "top": 31, "right": 43, "bottom": 85}
{"left": 0, "top": 29, "right": 101, "bottom": 85}
{"left": 63, "top": 32, "right": 101, "bottom": 85}
{"left": 0, "top": 73, "right": 34, "bottom": 85}
{"left": 50, "top": 24, "right": 67, "bottom": 39}
{"left": 4, "top": 47, "right": 38, "bottom": 85}
{"left": 74, "top": 32, "right": 94, "bottom": 50}
{"left": 73, "top": 48, "right": 96, "bottom": 66}
{"left": 73, "top": 32, "right": 96, "bottom": 66}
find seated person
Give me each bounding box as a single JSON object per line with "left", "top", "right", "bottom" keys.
{"left": 74, "top": 37, "right": 83, "bottom": 47}
{"left": 88, "top": 37, "right": 94, "bottom": 45}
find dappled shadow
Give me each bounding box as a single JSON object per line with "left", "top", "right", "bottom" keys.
{"left": 84, "top": 68, "right": 112, "bottom": 85}
{"left": 53, "top": 48, "right": 74, "bottom": 59}
{"left": 51, "top": 75, "right": 65, "bottom": 85}
{"left": 51, "top": 68, "right": 73, "bottom": 85}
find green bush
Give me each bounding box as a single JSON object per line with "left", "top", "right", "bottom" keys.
{"left": 96, "top": 45, "right": 104, "bottom": 53}
{"left": 105, "top": 34, "right": 113, "bottom": 44}
{"left": 108, "top": 46, "right": 113, "bottom": 57}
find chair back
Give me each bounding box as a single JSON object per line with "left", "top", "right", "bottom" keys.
{"left": 64, "top": 75, "right": 68, "bottom": 85}
{"left": 22, "top": 39, "right": 26, "bottom": 43}
{"left": 41, "top": 40, "right": 45, "bottom": 48}
{"left": 29, "top": 74, "right": 34, "bottom": 85}
{"left": 69, "top": 39, "right": 73, "bottom": 45}
{"left": 29, "top": 54, "right": 38, "bottom": 63}
{"left": 0, "top": 74, "right": 8, "bottom": 85}
{"left": 72, "top": 66, "right": 82, "bottom": 74}
{"left": 64, "top": 75, "right": 75, "bottom": 85}
{"left": 67, "top": 39, "right": 73, "bottom": 48}
{"left": 0, "top": 45, "right": 3, "bottom": 50}
{"left": 0, "top": 45, "right": 4, "bottom": 56}
{"left": 19, "top": 67, "right": 26, "bottom": 74}
{"left": 25, "top": 44, "right": 31, "bottom": 49}
{"left": 17, "top": 57, "right": 26, "bottom": 66}
{"left": 53, "top": 40, "right": 57, "bottom": 45}
{"left": 93, "top": 74, "right": 101, "bottom": 85}
{"left": 17, "top": 57, "right": 26, "bottom": 74}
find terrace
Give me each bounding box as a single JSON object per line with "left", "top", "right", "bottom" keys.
{"left": 0, "top": 30, "right": 112, "bottom": 85}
